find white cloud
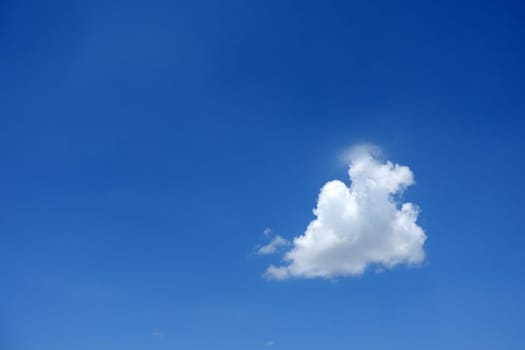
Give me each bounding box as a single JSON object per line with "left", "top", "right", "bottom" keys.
{"left": 265, "top": 340, "right": 274, "bottom": 347}
{"left": 265, "top": 145, "right": 426, "bottom": 280}
{"left": 257, "top": 235, "right": 290, "bottom": 255}
{"left": 152, "top": 331, "right": 164, "bottom": 338}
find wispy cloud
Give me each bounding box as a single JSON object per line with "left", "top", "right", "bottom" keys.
{"left": 152, "top": 331, "right": 164, "bottom": 338}
{"left": 256, "top": 228, "right": 290, "bottom": 255}
{"left": 257, "top": 235, "right": 290, "bottom": 255}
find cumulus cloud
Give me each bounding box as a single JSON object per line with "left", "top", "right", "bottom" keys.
{"left": 265, "top": 145, "right": 426, "bottom": 280}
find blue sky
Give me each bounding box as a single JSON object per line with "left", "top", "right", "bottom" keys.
{"left": 1, "top": 0, "right": 525, "bottom": 349}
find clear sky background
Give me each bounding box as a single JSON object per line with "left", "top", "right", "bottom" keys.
{"left": 1, "top": 0, "right": 524, "bottom": 349}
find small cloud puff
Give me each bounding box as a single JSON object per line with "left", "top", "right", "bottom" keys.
{"left": 256, "top": 228, "right": 290, "bottom": 255}
{"left": 265, "top": 145, "right": 427, "bottom": 280}
{"left": 257, "top": 235, "right": 290, "bottom": 255}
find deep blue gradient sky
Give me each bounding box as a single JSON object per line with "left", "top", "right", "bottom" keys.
{"left": 1, "top": 0, "right": 525, "bottom": 349}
